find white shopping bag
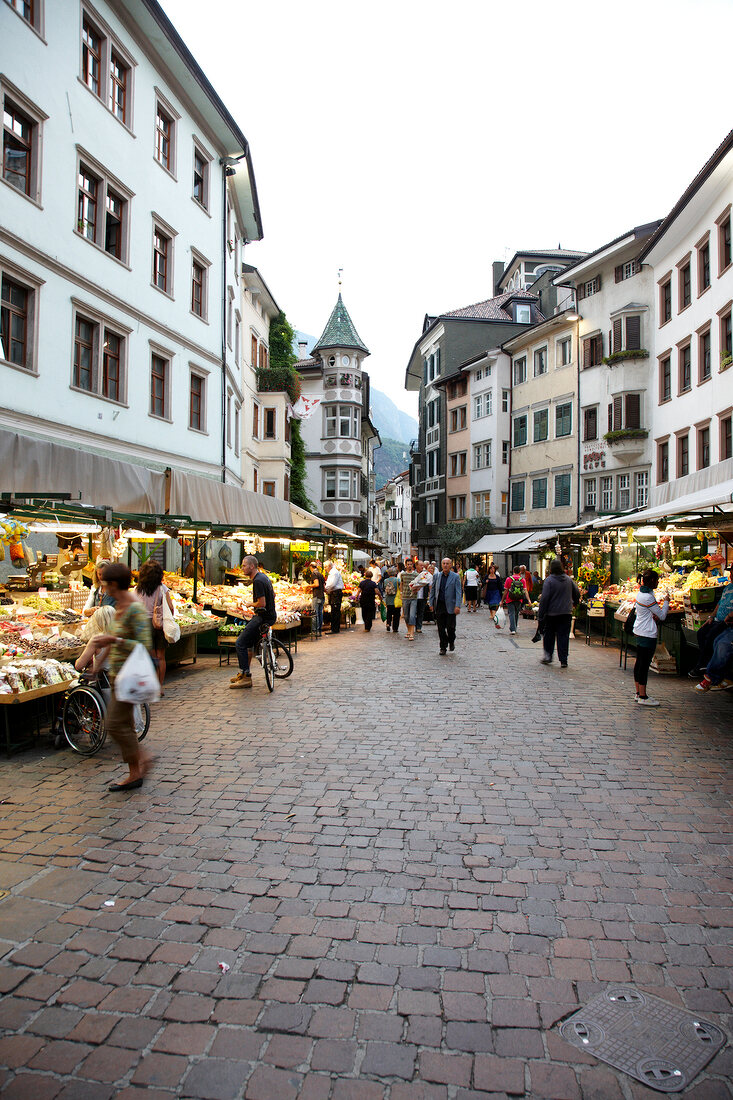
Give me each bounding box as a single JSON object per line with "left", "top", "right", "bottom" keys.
{"left": 162, "top": 595, "right": 181, "bottom": 644}
{"left": 114, "top": 643, "right": 161, "bottom": 703}
{"left": 493, "top": 608, "right": 506, "bottom": 630}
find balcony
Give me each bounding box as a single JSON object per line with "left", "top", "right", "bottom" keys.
{"left": 603, "top": 429, "right": 649, "bottom": 461}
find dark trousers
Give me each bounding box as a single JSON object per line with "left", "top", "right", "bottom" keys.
{"left": 362, "top": 606, "right": 375, "bottom": 631}
{"left": 436, "top": 607, "right": 456, "bottom": 651}
{"left": 329, "top": 591, "right": 343, "bottom": 633}
{"left": 235, "top": 615, "right": 264, "bottom": 673}
{"left": 633, "top": 641, "right": 656, "bottom": 687}
{"left": 386, "top": 605, "right": 401, "bottom": 631}
{"left": 543, "top": 613, "right": 572, "bottom": 664}
{"left": 695, "top": 619, "right": 728, "bottom": 670}
{"left": 415, "top": 598, "right": 426, "bottom": 630}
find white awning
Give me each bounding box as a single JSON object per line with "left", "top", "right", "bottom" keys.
{"left": 594, "top": 480, "right": 733, "bottom": 528}
{"left": 461, "top": 530, "right": 557, "bottom": 554}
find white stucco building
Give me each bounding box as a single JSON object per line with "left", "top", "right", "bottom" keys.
{"left": 465, "top": 349, "right": 510, "bottom": 528}
{"left": 553, "top": 224, "right": 661, "bottom": 520}
{"left": 639, "top": 131, "right": 733, "bottom": 506}
{"left": 380, "top": 471, "right": 411, "bottom": 558}
{"left": 0, "top": 0, "right": 261, "bottom": 484}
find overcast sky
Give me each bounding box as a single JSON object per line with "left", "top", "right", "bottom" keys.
{"left": 160, "top": 0, "right": 732, "bottom": 419}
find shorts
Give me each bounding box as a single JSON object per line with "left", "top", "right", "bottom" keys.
{"left": 151, "top": 627, "right": 167, "bottom": 652}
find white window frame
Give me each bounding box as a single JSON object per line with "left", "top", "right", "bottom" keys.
{"left": 513, "top": 356, "right": 527, "bottom": 385}
{"left": 617, "top": 473, "right": 631, "bottom": 511}
{"left": 635, "top": 470, "right": 649, "bottom": 509}
{"left": 532, "top": 477, "right": 548, "bottom": 510}
{"left": 533, "top": 346, "right": 547, "bottom": 377}
{"left": 584, "top": 477, "right": 597, "bottom": 511}
{"left": 601, "top": 475, "right": 613, "bottom": 512}
{"left": 502, "top": 389, "right": 509, "bottom": 412}
{"left": 472, "top": 491, "right": 491, "bottom": 517}
{"left": 557, "top": 336, "right": 572, "bottom": 367}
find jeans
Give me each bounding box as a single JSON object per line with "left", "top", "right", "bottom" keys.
{"left": 506, "top": 602, "right": 520, "bottom": 632}
{"left": 386, "top": 605, "right": 401, "bottom": 631}
{"left": 328, "top": 591, "right": 343, "bottom": 633}
{"left": 633, "top": 639, "right": 656, "bottom": 687}
{"left": 311, "top": 597, "right": 324, "bottom": 634}
{"left": 543, "top": 613, "right": 572, "bottom": 665}
{"left": 705, "top": 626, "right": 733, "bottom": 684}
{"left": 436, "top": 608, "right": 456, "bottom": 651}
{"left": 695, "top": 619, "right": 728, "bottom": 670}
{"left": 415, "top": 598, "right": 426, "bottom": 630}
{"left": 402, "top": 598, "right": 417, "bottom": 626}
{"left": 235, "top": 616, "right": 264, "bottom": 673}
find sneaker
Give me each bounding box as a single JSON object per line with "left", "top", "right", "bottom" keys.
{"left": 540, "top": 656, "right": 552, "bottom": 665}
{"left": 439, "top": 648, "right": 447, "bottom": 655}
{"left": 636, "top": 695, "right": 659, "bottom": 706}
{"left": 449, "top": 642, "right": 455, "bottom": 651}
{"left": 510, "top": 630, "right": 516, "bottom": 635}
{"left": 695, "top": 678, "right": 711, "bottom": 692}
{"left": 230, "top": 673, "right": 252, "bottom": 689}
{"left": 560, "top": 662, "right": 568, "bottom": 669}
{"left": 230, "top": 671, "right": 246, "bottom": 683}
{"left": 709, "top": 679, "right": 733, "bottom": 692}
{"left": 688, "top": 668, "right": 702, "bottom": 679}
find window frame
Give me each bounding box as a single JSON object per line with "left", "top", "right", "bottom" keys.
{"left": 635, "top": 471, "right": 649, "bottom": 509}
{"left": 677, "top": 341, "right": 692, "bottom": 394}
{"left": 697, "top": 423, "right": 711, "bottom": 470}
{"left": 719, "top": 304, "right": 732, "bottom": 365}
{"left": 510, "top": 481, "right": 525, "bottom": 513}
{"left": 600, "top": 475, "right": 613, "bottom": 512}
{"left": 153, "top": 88, "right": 179, "bottom": 177}
{"left": 531, "top": 477, "right": 547, "bottom": 510}
{"left": 533, "top": 407, "right": 549, "bottom": 442}
{"left": 555, "top": 401, "right": 572, "bottom": 438}
{"left": 2, "top": 81, "right": 46, "bottom": 206}
{"left": 697, "top": 234, "right": 711, "bottom": 295}
{"left": 698, "top": 326, "right": 711, "bottom": 384}
{"left": 617, "top": 472, "right": 630, "bottom": 511}
{"left": 192, "top": 136, "right": 212, "bottom": 211}
{"left": 657, "top": 439, "right": 669, "bottom": 484}
{"left": 533, "top": 346, "right": 547, "bottom": 377}
{"left": 190, "top": 249, "right": 210, "bottom": 321}
{"left": 75, "top": 146, "right": 132, "bottom": 266}
{"left": 677, "top": 432, "right": 689, "bottom": 478}
{"left": 677, "top": 256, "right": 692, "bottom": 312}
{"left": 79, "top": 5, "right": 135, "bottom": 131}
{"left": 4, "top": 0, "right": 44, "bottom": 36}
{"left": 264, "top": 406, "right": 277, "bottom": 441}
{"left": 512, "top": 356, "right": 527, "bottom": 385}
{"left": 151, "top": 214, "right": 176, "bottom": 298}
{"left": 582, "top": 332, "right": 603, "bottom": 368}
{"left": 188, "top": 366, "right": 208, "bottom": 433}
{"left": 554, "top": 472, "right": 571, "bottom": 509}
{"left": 719, "top": 412, "right": 732, "bottom": 461}
{"left": 583, "top": 406, "right": 598, "bottom": 442}
{"left": 0, "top": 258, "right": 42, "bottom": 375}
{"left": 659, "top": 276, "right": 672, "bottom": 325}
{"left": 149, "top": 345, "right": 171, "bottom": 421}
{"left": 69, "top": 298, "right": 130, "bottom": 405}
{"left": 717, "top": 206, "right": 732, "bottom": 276}
{"left": 472, "top": 491, "right": 491, "bottom": 518}
{"left": 658, "top": 353, "right": 672, "bottom": 403}
{"left": 584, "top": 477, "right": 597, "bottom": 512}
{"left": 557, "top": 336, "right": 572, "bottom": 367}
{"left": 512, "top": 413, "right": 527, "bottom": 448}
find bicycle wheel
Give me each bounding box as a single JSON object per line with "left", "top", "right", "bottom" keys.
{"left": 62, "top": 685, "right": 106, "bottom": 756}
{"left": 272, "top": 639, "right": 294, "bottom": 679}
{"left": 262, "top": 638, "right": 275, "bottom": 692}
{"left": 133, "top": 703, "right": 150, "bottom": 741}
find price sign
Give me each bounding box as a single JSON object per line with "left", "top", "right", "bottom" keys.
{"left": 291, "top": 542, "right": 310, "bottom": 552}
{"left": 39, "top": 587, "right": 48, "bottom": 598}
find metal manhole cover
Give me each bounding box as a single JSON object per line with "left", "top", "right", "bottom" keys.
{"left": 559, "top": 985, "right": 726, "bottom": 1093}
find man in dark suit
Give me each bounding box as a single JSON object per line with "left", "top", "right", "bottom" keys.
{"left": 428, "top": 558, "right": 462, "bottom": 655}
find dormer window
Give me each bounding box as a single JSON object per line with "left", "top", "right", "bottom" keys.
{"left": 514, "top": 304, "right": 531, "bottom": 324}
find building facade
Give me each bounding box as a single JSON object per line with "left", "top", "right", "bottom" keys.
{"left": 552, "top": 224, "right": 661, "bottom": 522}
{"left": 377, "top": 471, "right": 411, "bottom": 558}
{"left": 296, "top": 295, "right": 376, "bottom": 536}
{"left": 466, "top": 349, "right": 510, "bottom": 526}
{"left": 0, "top": 0, "right": 261, "bottom": 483}
{"left": 503, "top": 310, "right": 580, "bottom": 532}
{"left": 639, "top": 132, "right": 733, "bottom": 506}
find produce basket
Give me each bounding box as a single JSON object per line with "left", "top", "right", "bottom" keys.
{"left": 689, "top": 587, "right": 720, "bottom": 607}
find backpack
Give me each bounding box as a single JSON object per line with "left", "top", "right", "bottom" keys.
{"left": 508, "top": 576, "right": 525, "bottom": 602}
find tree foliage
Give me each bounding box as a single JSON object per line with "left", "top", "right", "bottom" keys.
{"left": 266, "top": 310, "right": 311, "bottom": 510}
{"left": 435, "top": 517, "right": 494, "bottom": 560}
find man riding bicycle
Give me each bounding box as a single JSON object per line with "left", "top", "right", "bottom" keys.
{"left": 230, "top": 555, "right": 277, "bottom": 689}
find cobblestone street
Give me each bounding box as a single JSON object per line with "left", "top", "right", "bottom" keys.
{"left": 0, "top": 613, "right": 731, "bottom": 1099}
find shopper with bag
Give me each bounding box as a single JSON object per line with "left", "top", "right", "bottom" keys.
{"left": 537, "top": 558, "right": 580, "bottom": 669}
{"left": 136, "top": 560, "right": 177, "bottom": 695}
{"left": 86, "top": 563, "right": 155, "bottom": 791}
{"left": 500, "top": 568, "right": 530, "bottom": 635}
{"left": 325, "top": 561, "right": 344, "bottom": 634}
{"left": 383, "top": 567, "right": 401, "bottom": 632}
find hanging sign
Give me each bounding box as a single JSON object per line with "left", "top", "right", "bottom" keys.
{"left": 291, "top": 542, "right": 311, "bottom": 552}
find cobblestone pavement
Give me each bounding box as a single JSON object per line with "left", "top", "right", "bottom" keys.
{"left": 0, "top": 613, "right": 731, "bottom": 1100}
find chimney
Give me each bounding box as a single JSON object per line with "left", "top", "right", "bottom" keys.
{"left": 492, "top": 260, "right": 505, "bottom": 296}
{"left": 298, "top": 340, "right": 308, "bottom": 360}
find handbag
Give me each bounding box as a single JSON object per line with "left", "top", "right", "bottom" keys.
{"left": 394, "top": 588, "right": 402, "bottom": 609}
{"left": 114, "top": 643, "right": 161, "bottom": 703}
{"left": 162, "top": 591, "right": 181, "bottom": 643}
{"left": 379, "top": 603, "right": 387, "bottom": 622}
{"left": 152, "top": 591, "right": 164, "bottom": 630}
{"left": 624, "top": 607, "right": 636, "bottom": 634}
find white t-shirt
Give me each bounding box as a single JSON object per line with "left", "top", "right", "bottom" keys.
{"left": 465, "top": 568, "right": 479, "bottom": 587}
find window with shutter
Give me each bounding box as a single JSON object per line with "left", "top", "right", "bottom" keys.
{"left": 612, "top": 396, "right": 622, "bottom": 431}
{"left": 625, "top": 393, "right": 641, "bottom": 429}
{"left": 608, "top": 403, "right": 613, "bottom": 432}
{"left": 615, "top": 265, "right": 623, "bottom": 283}
{"left": 613, "top": 319, "right": 623, "bottom": 353}
{"left": 625, "top": 315, "right": 641, "bottom": 350}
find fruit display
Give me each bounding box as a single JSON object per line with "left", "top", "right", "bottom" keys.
{"left": 166, "top": 576, "right": 303, "bottom": 625}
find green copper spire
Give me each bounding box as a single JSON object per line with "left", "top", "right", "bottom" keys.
{"left": 312, "top": 294, "right": 369, "bottom": 356}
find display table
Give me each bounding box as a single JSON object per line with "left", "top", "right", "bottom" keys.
{"left": 0, "top": 679, "right": 75, "bottom": 755}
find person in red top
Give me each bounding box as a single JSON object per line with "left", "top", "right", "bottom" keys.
{"left": 500, "top": 567, "right": 531, "bottom": 634}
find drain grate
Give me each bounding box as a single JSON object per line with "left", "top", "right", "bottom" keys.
{"left": 559, "top": 985, "right": 726, "bottom": 1093}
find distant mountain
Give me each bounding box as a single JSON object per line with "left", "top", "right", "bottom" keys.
{"left": 370, "top": 389, "right": 418, "bottom": 446}
{"left": 374, "top": 438, "right": 411, "bottom": 489}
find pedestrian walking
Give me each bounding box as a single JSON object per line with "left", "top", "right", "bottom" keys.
{"left": 383, "top": 567, "right": 401, "bottom": 632}
{"left": 135, "top": 559, "right": 175, "bottom": 695}
{"left": 397, "top": 558, "right": 420, "bottom": 641}
{"left": 230, "top": 556, "right": 278, "bottom": 689}
{"left": 325, "top": 561, "right": 344, "bottom": 634}
{"left": 413, "top": 560, "right": 432, "bottom": 633}
{"left": 357, "top": 572, "right": 380, "bottom": 631}
{"left": 84, "top": 562, "right": 154, "bottom": 791}
{"left": 306, "top": 561, "right": 326, "bottom": 636}
{"left": 500, "top": 567, "right": 531, "bottom": 634}
{"left": 463, "top": 563, "right": 480, "bottom": 612}
{"left": 483, "top": 563, "right": 502, "bottom": 611}
{"left": 632, "top": 568, "right": 669, "bottom": 706}
{"left": 537, "top": 558, "right": 580, "bottom": 669}
{"left": 428, "top": 557, "right": 462, "bottom": 654}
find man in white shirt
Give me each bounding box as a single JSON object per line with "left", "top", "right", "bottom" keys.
{"left": 324, "top": 562, "right": 344, "bottom": 634}
{"left": 463, "top": 564, "right": 480, "bottom": 612}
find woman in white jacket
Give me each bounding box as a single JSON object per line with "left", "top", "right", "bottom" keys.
{"left": 632, "top": 568, "right": 669, "bottom": 706}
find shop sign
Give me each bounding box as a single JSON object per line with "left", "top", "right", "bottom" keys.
{"left": 583, "top": 441, "right": 607, "bottom": 471}
{"left": 291, "top": 541, "right": 310, "bottom": 552}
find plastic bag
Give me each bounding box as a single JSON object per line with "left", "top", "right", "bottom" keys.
{"left": 493, "top": 607, "right": 506, "bottom": 630}
{"left": 162, "top": 593, "right": 180, "bottom": 643}
{"left": 114, "top": 643, "right": 161, "bottom": 703}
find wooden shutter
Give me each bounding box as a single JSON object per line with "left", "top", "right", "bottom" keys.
{"left": 253, "top": 403, "right": 259, "bottom": 438}
{"left": 615, "top": 265, "right": 623, "bottom": 283}
{"left": 612, "top": 396, "right": 623, "bottom": 431}
{"left": 251, "top": 334, "right": 257, "bottom": 366}
{"left": 625, "top": 315, "right": 641, "bottom": 350}
{"left": 608, "top": 403, "right": 613, "bottom": 432}
{"left": 613, "top": 319, "right": 623, "bottom": 353}
{"left": 595, "top": 273, "right": 602, "bottom": 290}
{"left": 424, "top": 358, "right": 428, "bottom": 385}
{"left": 583, "top": 337, "right": 591, "bottom": 369}
{"left": 625, "top": 393, "right": 641, "bottom": 429}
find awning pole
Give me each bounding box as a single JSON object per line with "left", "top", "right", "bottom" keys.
{"left": 193, "top": 532, "right": 199, "bottom": 604}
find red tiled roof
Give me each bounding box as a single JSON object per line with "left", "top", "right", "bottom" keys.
{"left": 442, "top": 289, "right": 543, "bottom": 322}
